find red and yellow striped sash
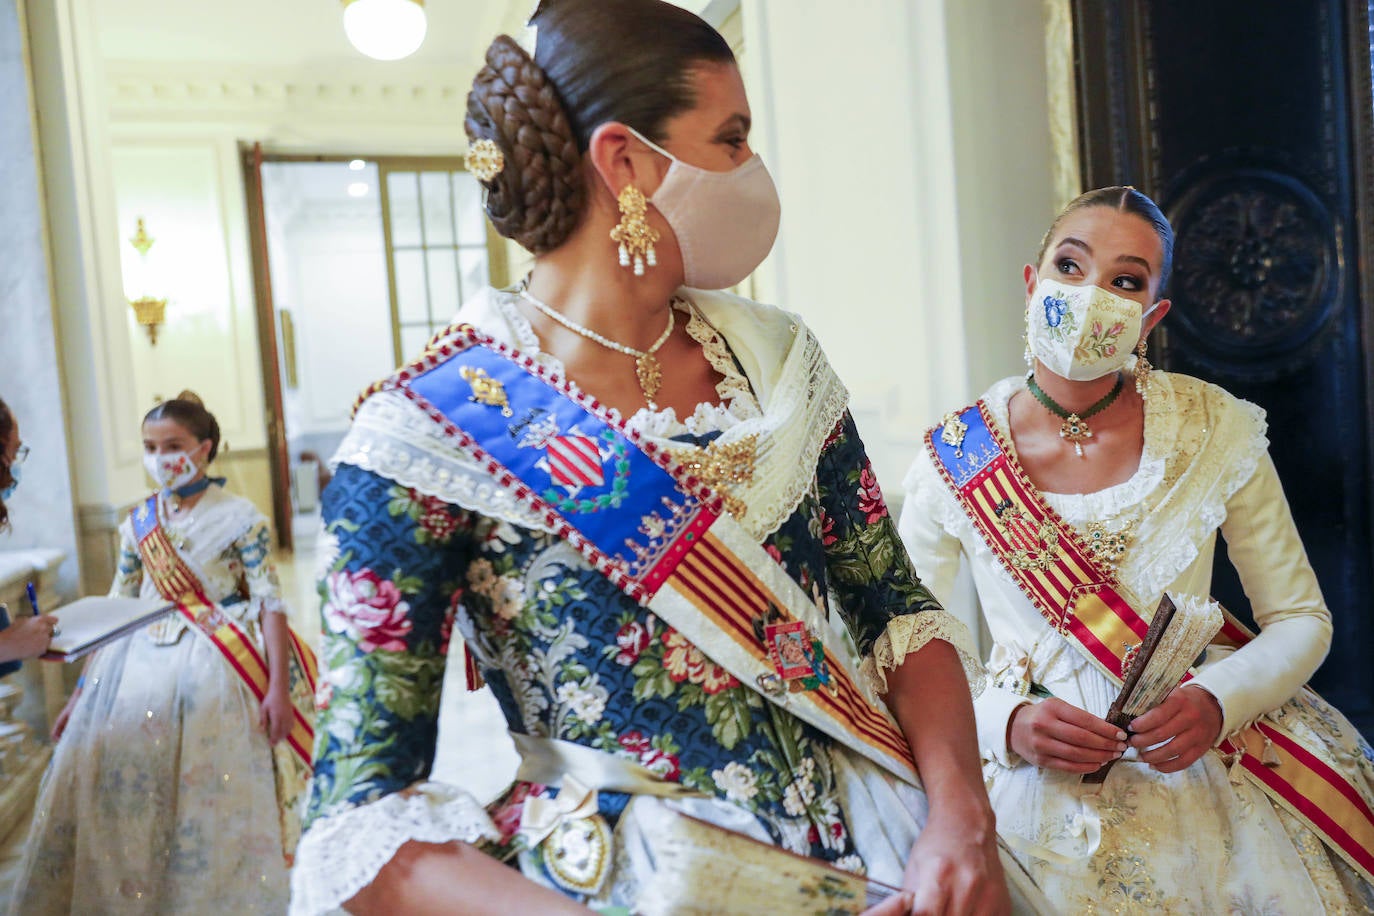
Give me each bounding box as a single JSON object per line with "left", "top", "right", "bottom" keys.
{"left": 135, "top": 497, "right": 316, "bottom": 769}
{"left": 667, "top": 531, "right": 915, "bottom": 769}
{"left": 928, "top": 402, "right": 1374, "bottom": 885}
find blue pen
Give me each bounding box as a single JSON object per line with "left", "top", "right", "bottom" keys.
{"left": 26, "top": 582, "right": 40, "bottom": 616}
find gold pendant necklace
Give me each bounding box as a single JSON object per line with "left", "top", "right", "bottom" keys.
{"left": 519, "top": 285, "right": 675, "bottom": 409}
{"left": 1025, "top": 372, "right": 1124, "bottom": 457}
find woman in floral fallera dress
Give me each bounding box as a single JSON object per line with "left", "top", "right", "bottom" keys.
{"left": 293, "top": 2, "right": 1052, "bottom": 915}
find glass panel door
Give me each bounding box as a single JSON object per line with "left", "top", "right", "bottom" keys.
{"left": 379, "top": 165, "right": 507, "bottom": 364}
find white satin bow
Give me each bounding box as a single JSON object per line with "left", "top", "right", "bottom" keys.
{"left": 518, "top": 775, "right": 600, "bottom": 849}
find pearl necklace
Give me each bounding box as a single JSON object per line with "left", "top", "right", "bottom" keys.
{"left": 519, "top": 286, "right": 675, "bottom": 409}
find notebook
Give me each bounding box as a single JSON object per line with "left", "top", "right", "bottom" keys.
{"left": 40, "top": 596, "right": 175, "bottom": 661}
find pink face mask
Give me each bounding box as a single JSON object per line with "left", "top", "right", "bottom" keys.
{"left": 628, "top": 127, "right": 781, "bottom": 290}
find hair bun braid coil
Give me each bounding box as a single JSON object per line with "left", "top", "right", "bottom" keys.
{"left": 465, "top": 35, "right": 586, "bottom": 254}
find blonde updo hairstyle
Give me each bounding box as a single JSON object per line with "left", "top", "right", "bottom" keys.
{"left": 464, "top": 0, "right": 735, "bottom": 253}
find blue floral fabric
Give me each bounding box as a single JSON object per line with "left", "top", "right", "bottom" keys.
{"left": 306, "top": 410, "right": 944, "bottom": 881}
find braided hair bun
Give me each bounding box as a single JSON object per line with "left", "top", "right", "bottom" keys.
{"left": 465, "top": 35, "right": 586, "bottom": 254}
{"left": 463, "top": 2, "right": 734, "bottom": 257}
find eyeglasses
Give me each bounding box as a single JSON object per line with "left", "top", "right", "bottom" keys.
{"left": 10, "top": 444, "right": 28, "bottom": 466}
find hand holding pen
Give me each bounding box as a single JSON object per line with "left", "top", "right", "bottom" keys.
{"left": 0, "top": 584, "right": 58, "bottom": 664}
{"left": 27, "top": 582, "right": 58, "bottom": 637}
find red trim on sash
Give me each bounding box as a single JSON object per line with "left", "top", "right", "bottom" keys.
{"left": 927, "top": 402, "right": 1374, "bottom": 885}
{"left": 359, "top": 325, "right": 917, "bottom": 775}
{"left": 134, "top": 500, "right": 315, "bottom": 770}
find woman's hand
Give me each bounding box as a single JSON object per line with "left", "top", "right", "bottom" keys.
{"left": 899, "top": 803, "right": 1009, "bottom": 916}
{"left": 51, "top": 686, "right": 81, "bottom": 742}
{"left": 259, "top": 682, "right": 294, "bottom": 745}
{"left": 1127, "top": 684, "right": 1223, "bottom": 773}
{"left": 862, "top": 892, "right": 916, "bottom": 915}
{"left": 1008, "top": 697, "right": 1128, "bottom": 773}
{"left": 0, "top": 614, "right": 57, "bottom": 664}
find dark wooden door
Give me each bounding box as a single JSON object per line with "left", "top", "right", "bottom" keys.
{"left": 1073, "top": 0, "right": 1374, "bottom": 734}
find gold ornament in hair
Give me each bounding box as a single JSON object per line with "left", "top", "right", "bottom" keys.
{"left": 611, "top": 185, "right": 659, "bottom": 277}
{"left": 465, "top": 139, "right": 505, "bottom": 182}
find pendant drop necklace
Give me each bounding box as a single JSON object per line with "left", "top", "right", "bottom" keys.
{"left": 1025, "top": 372, "right": 1124, "bottom": 457}
{"left": 519, "top": 285, "right": 675, "bottom": 409}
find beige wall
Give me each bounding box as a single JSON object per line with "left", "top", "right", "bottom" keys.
{"left": 26, "top": 0, "right": 487, "bottom": 567}
{"left": 736, "top": 0, "right": 1061, "bottom": 495}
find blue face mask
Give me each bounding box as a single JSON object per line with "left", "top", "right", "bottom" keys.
{"left": 1, "top": 464, "right": 19, "bottom": 500}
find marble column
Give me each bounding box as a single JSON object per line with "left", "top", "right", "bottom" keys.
{"left": 0, "top": 0, "right": 82, "bottom": 600}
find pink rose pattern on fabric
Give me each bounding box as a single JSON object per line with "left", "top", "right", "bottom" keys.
{"left": 856, "top": 463, "right": 888, "bottom": 525}
{"left": 323, "top": 568, "right": 413, "bottom": 653}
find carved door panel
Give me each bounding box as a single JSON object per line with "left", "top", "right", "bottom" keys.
{"left": 1073, "top": 1, "right": 1374, "bottom": 733}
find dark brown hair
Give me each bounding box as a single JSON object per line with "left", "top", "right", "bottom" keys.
{"left": 464, "top": 0, "right": 735, "bottom": 254}
{"left": 143, "top": 390, "right": 221, "bottom": 462}
{"left": 1036, "top": 186, "right": 1176, "bottom": 297}
{"left": 0, "top": 399, "right": 13, "bottom": 531}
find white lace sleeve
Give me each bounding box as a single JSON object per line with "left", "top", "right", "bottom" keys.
{"left": 859, "top": 609, "right": 985, "bottom": 700}
{"left": 289, "top": 782, "right": 501, "bottom": 916}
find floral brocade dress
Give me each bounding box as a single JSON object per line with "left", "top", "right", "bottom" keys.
{"left": 291, "top": 289, "right": 987, "bottom": 914}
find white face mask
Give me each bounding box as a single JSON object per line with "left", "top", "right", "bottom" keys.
{"left": 143, "top": 450, "right": 201, "bottom": 491}
{"left": 1027, "top": 277, "right": 1156, "bottom": 381}
{"left": 628, "top": 127, "right": 781, "bottom": 290}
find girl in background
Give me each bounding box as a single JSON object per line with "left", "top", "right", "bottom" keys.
{"left": 10, "top": 391, "right": 315, "bottom": 914}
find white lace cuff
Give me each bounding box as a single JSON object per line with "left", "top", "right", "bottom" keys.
{"left": 288, "top": 782, "right": 501, "bottom": 916}
{"left": 858, "top": 610, "right": 985, "bottom": 700}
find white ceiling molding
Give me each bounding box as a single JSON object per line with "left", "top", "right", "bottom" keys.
{"left": 105, "top": 66, "right": 468, "bottom": 122}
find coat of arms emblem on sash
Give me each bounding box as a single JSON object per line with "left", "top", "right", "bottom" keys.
{"left": 510, "top": 409, "right": 631, "bottom": 511}
{"left": 992, "top": 498, "right": 1061, "bottom": 570}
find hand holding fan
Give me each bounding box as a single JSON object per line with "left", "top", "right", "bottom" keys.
{"left": 1082, "top": 593, "right": 1222, "bottom": 784}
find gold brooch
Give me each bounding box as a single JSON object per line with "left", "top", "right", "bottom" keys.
{"left": 1083, "top": 520, "right": 1134, "bottom": 569}
{"left": 459, "top": 366, "right": 513, "bottom": 416}
{"left": 465, "top": 138, "right": 505, "bottom": 182}
{"left": 670, "top": 434, "right": 758, "bottom": 518}
{"left": 940, "top": 411, "right": 969, "bottom": 458}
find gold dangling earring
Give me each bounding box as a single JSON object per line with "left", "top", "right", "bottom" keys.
{"left": 1134, "top": 337, "right": 1152, "bottom": 395}
{"left": 610, "top": 185, "right": 660, "bottom": 276}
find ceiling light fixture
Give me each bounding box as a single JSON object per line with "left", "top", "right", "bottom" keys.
{"left": 342, "top": 0, "right": 427, "bottom": 62}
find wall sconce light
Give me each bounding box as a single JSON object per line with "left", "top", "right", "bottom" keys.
{"left": 342, "top": 0, "right": 427, "bottom": 61}
{"left": 127, "top": 217, "right": 167, "bottom": 345}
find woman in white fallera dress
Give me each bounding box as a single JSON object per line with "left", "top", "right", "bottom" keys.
{"left": 10, "top": 394, "right": 304, "bottom": 914}
{"left": 900, "top": 187, "right": 1374, "bottom": 913}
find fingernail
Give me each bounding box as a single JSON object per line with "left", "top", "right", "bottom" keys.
{"left": 1115, "top": 730, "right": 1128, "bottom": 740}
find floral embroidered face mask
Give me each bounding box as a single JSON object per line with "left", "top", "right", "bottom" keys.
{"left": 1026, "top": 277, "right": 1157, "bottom": 381}
{"left": 143, "top": 449, "right": 202, "bottom": 491}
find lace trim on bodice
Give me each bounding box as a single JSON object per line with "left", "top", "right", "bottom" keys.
{"left": 907, "top": 371, "right": 1269, "bottom": 607}
{"left": 334, "top": 287, "right": 849, "bottom": 542}
{"left": 491, "top": 291, "right": 761, "bottom": 439}
{"left": 119, "top": 488, "right": 263, "bottom": 601}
